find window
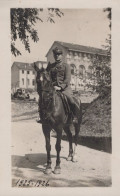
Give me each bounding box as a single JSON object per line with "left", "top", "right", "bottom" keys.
{"left": 70, "top": 64, "right": 76, "bottom": 75}
{"left": 32, "top": 79, "right": 35, "bottom": 86}
{"left": 74, "top": 52, "right": 78, "bottom": 60}
{"left": 33, "top": 71, "right": 35, "bottom": 75}
{"left": 22, "top": 70, "right": 24, "bottom": 74}
{"left": 22, "top": 78, "right": 24, "bottom": 85}
{"left": 79, "top": 65, "right": 85, "bottom": 78}
{"left": 27, "top": 79, "right": 30, "bottom": 86}
{"left": 87, "top": 66, "right": 93, "bottom": 79}
{"left": 27, "top": 70, "right": 30, "bottom": 74}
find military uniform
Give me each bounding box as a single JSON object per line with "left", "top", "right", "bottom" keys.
{"left": 46, "top": 61, "right": 73, "bottom": 100}
{"left": 37, "top": 47, "right": 79, "bottom": 123}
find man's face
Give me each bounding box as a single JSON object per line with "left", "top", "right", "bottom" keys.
{"left": 54, "top": 53, "right": 63, "bottom": 62}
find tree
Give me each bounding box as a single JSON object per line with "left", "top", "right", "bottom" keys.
{"left": 11, "top": 8, "right": 64, "bottom": 56}
{"left": 92, "top": 55, "right": 110, "bottom": 82}
{"left": 103, "top": 8, "right": 111, "bottom": 55}
{"left": 89, "top": 8, "right": 111, "bottom": 96}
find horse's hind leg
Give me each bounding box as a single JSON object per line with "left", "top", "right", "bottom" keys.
{"left": 72, "top": 104, "right": 82, "bottom": 162}
{"left": 54, "top": 127, "right": 62, "bottom": 174}
{"left": 42, "top": 124, "right": 52, "bottom": 174}
{"left": 72, "top": 123, "right": 80, "bottom": 162}
{"left": 64, "top": 124, "right": 73, "bottom": 161}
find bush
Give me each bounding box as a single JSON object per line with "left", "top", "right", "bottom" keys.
{"left": 96, "top": 85, "right": 111, "bottom": 99}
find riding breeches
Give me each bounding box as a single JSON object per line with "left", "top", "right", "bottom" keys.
{"left": 62, "top": 91, "right": 80, "bottom": 116}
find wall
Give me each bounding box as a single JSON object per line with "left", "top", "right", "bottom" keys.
{"left": 19, "top": 69, "right": 35, "bottom": 89}
{"left": 11, "top": 64, "right": 19, "bottom": 93}
{"left": 66, "top": 51, "right": 106, "bottom": 91}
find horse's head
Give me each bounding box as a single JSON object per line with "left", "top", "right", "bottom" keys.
{"left": 34, "top": 62, "right": 55, "bottom": 108}
{"left": 34, "top": 62, "right": 53, "bottom": 90}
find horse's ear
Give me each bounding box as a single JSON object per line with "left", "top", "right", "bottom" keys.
{"left": 33, "top": 62, "right": 40, "bottom": 72}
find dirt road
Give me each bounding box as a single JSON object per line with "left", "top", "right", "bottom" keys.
{"left": 11, "top": 120, "right": 111, "bottom": 187}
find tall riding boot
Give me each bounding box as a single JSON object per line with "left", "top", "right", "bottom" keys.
{"left": 66, "top": 96, "right": 80, "bottom": 123}
{"left": 73, "top": 103, "right": 80, "bottom": 117}
{"left": 70, "top": 103, "right": 79, "bottom": 123}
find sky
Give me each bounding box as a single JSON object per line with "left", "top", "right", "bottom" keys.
{"left": 11, "top": 9, "right": 110, "bottom": 64}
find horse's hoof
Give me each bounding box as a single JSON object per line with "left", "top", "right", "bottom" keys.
{"left": 72, "top": 155, "right": 78, "bottom": 162}
{"left": 44, "top": 168, "right": 52, "bottom": 175}
{"left": 66, "top": 156, "right": 72, "bottom": 161}
{"left": 54, "top": 166, "right": 61, "bottom": 174}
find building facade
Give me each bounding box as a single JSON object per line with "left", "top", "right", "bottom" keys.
{"left": 11, "top": 61, "right": 47, "bottom": 93}
{"left": 46, "top": 41, "right": 109, "bottom": 91}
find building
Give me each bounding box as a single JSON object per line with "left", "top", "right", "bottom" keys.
{"left": 46, "top": 41, "right": 109, "bottom": 91}
{"left": 11, "top": 61, "right": 47, "bottom": 93}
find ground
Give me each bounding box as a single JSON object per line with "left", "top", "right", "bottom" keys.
{"left": 11, "top": 120, "right": 111, "bottom": 187}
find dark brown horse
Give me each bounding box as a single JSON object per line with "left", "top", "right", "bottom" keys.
{"left": 34, "top": 64, "right": 82, "bottom": 174}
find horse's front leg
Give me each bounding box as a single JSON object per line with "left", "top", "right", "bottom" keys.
{"left": 54, "top": 127, "right": 62, "bottom": 174}
{"left": 42, "top": 124, "right": 52, "bottom": 174}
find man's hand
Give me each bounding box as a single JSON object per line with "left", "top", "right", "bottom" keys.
{"left": 54, "top": 86, "right": 61, "bottom": 91}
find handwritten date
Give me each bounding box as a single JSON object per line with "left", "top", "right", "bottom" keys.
{"left": 16, "top": 179, "right": 49, "bottom": 187}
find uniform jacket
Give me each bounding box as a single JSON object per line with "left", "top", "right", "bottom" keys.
{"left": 46, "top": 61, "right": 73, "bottom": 97}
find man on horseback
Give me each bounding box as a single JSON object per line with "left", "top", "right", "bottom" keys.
{"left": 37, "top": 47, "right": 80, "bottom": 123}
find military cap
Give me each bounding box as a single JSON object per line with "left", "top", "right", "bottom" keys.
{"left": 53, "top": 47, "right": 63, "bottom": 55}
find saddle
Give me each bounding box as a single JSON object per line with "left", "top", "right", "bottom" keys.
{"left": 57, "top": 92, "right": 81, "bottom": 116}
{"left": 57, "top": 92, "right": 71, "bottom": 115}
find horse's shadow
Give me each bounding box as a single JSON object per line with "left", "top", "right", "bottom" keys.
{"left": 61, "top": 135, "right": 112, "bottom": 153}
{"left": 12, "top": 153, "right": 66, "bottom": 172}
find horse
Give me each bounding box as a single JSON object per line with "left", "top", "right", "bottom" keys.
{"left": 34, "top": 63, "right": 82, "bottom": 174}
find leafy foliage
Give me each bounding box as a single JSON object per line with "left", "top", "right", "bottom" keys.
{"left": 11, "top": 8, "right": 64, "bottom": 56}
{"left": 103, "top": 8, "right": 111, "bottom": 28}
{"left": 103, "top": 8, "right": 111, "bottom": 55}
{"left": 89, "top": 8, "right": 112, "bottom": 96}
{"left": 90, "top": 54, "right": 111, "bottom": 96}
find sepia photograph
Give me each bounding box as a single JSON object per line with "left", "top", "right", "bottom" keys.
{"left": 10, "top": 8, "right": 112, "bottom": 187}
{"left": 1, "top": 0, "right": 120, "bottom": 195}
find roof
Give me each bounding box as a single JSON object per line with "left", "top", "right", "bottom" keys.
{"left": 12, "top": 62, "right": 34, "bottom": 70}
{"left": 12, "top": 61, "right": 47, "bottom": 70}
{"left": 46, "top": 41, "right": 108, "bottom": 56}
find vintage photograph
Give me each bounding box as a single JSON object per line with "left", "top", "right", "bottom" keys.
{"left": 11, "top": 8, "right": 111, "bottom": 187}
